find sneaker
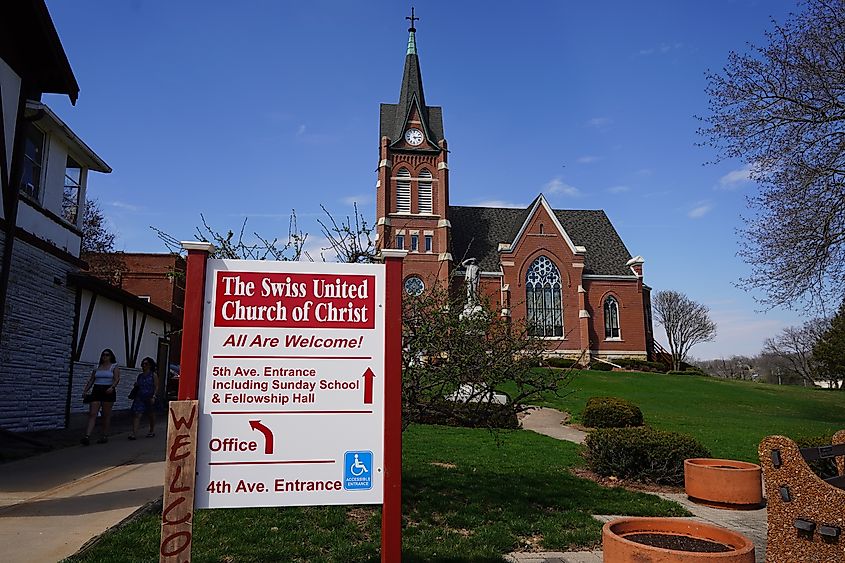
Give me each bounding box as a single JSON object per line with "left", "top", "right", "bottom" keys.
{"left": 146, "top": 432, "right": 155, "bottom": 438}
{"left": 96, "top": 435, "right": 109, "bottom": 444}
{"left": 80, "top": 435, "right": 90, "bottom": 446}
{"left": 128, "top": 435, "right": 137, "bottom": 441}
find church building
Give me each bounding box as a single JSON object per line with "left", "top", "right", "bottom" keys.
{"left": 375, "top": 15, "right": 654, "bottom": 363}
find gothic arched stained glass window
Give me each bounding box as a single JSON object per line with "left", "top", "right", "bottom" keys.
{"left": 526, "top": 256, "right": 563, "bottom": 337}
{"left": 604, "top": 295, "right": 620, "bottom": 339}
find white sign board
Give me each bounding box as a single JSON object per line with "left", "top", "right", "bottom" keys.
{"left": 195, "top": 260, "right": 386, "bottom": 509}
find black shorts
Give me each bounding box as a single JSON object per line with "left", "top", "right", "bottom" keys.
{"left": 84, "top": 384, "right": 116, "bottom": 404}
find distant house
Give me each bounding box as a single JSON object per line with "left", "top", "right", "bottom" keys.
{"left": 0, "top": 0, "right": 112, "bottom": 431}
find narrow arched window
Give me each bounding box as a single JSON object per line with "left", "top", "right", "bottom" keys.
{"left": 418, "top": 169, "right": 433, "bottom": 214}
{"left": 604, "top": 296, "right": 620, "bottom": 339}
{"left": 396, "top": 168, "right": 411, "bottom": 213}
{"left": 526, "top": 256, "right": 563, "bottom": 337}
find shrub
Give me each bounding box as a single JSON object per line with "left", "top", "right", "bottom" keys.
{"left": 589, "top": 362, "right": 615, "bottom": 371}
{"left": 406, "top": 399, "right": 519, "bottom": 429}
{"left": 615, "top": 358, "right": 668, "bottom": 373}
{"left": 582, "top": 396, "right": 644, "bottom": 429}
{"left": 794, "top": 433, "right": 838, "bottom": 480}
{"left": 585, "top": 427, "right": 711, "bottom": 485}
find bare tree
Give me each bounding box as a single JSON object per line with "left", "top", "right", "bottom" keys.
{"left": 152, "top": 212, "right": 306, "bottom": 261}
{"left": 81, "top": 198, "right": 116, "bottom": 254}
{"left": 402, "top": 284, "right": 570, "bottom": 429}
{"left": 762, "top": 318, "right": 827, "bottom": 386}
{"left": 316, "top": 203, "right": 376, "bottom": 263}
{"left": 653, "top": 290, "right": 717, "bottom": 371}
{"left": 700, "top": 0, "right": 845, "bottom": 314}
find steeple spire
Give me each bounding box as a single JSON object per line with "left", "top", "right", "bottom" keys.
{"left": 406, "top": 7, "right": 418, "bottom": 55}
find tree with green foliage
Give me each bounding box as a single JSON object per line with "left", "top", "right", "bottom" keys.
{"left": 701, "top": 0, "right": 845, "bottom": 313}
{"left": 812, "top": 302, "right": 845, "bottom": 389}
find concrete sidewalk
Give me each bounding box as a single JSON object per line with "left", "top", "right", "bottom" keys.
{"left": 0, "top": 428, "right": 165, "bottom": 563}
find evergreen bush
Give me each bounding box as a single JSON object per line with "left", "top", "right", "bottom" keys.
{"left": 585, "top": 427, "right": 711, "bottom": 485}
{"left": 582, "top": 396, "right": 644, "bottom": 428}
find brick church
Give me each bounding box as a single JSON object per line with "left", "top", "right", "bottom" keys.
{"left": 375, "top": 15, "right": 654, "bottom": 363}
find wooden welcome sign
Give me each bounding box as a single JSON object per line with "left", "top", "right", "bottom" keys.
{"left": 160, "top": 400, "right": 199, "bottom": 561}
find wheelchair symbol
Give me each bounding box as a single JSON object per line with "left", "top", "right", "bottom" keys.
{"left": 350, "top": 454, "right": 369, "bottom": 477}
{"left": 344, "top": 450, "right": 373, "bottom": 490}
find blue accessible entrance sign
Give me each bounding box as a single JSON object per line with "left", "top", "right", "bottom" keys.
{"left": 344, "top": 450, "right": 373, "bottom": 490}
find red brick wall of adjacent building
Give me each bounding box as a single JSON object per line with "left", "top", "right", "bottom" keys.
{"left": 115, "top": 253, "right": 185, "bottom": 314}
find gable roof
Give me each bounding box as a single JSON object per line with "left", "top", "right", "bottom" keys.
{"left": 449, "top": 202, "right": 636, "bottom": 276}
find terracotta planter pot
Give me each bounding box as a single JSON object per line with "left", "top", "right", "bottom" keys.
{"left": 602, "top": 517, "right": 755, "bottom": 562}
{"left": 684, "top": 458, "right": 763, "bottom": 509}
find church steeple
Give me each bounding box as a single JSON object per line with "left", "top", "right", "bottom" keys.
{"left": 389, "top": 8, "right": 439, "bottom": 150}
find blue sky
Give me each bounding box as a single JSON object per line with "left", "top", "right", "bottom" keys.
{"left": 44, "top": 0, "right": 804, "bottom": 359}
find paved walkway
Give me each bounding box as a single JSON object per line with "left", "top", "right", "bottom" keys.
{"left": 0, "top": 428, "right": 165, "bottom": 563}
{"left": 520, "top": 407, "right": 587, "bottom": 444}
{"left": 509, "top": 408, "right": 767, "bottom": 563}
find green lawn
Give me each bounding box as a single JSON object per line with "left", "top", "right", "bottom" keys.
{"left": 540, "top": 370, "right": 845, "bottom": 461}
{"left": 67, "top": 425, "right": 685, "bottom": 562}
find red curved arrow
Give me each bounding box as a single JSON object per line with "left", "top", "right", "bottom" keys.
{"left": 363, "top": 368, "right": 375, "bottom": 404}
{"left": 249, "top": 420, "right": 274, "bottom": 455}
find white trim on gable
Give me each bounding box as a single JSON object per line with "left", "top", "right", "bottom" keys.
{"left": 503, "top": 194, "right": 585, "bottom": 256}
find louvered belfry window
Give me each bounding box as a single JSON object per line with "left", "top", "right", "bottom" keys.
{"left": 418, "top": 169, "right": 433, "bottom": 214}
{"left": 396, "top": 168, "right": 411, "bottom": 213}
{"left": 526, "top": 256, "right": 563, "bottom": 337}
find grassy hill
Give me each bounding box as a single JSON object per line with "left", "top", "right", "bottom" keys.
{"left": 541, "top": 370, "right": 845, "bottom": 461}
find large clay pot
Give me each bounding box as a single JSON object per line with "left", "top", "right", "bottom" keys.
{"left": 684, "top": 458, "right": 763, "bottom": 509}
{"left": 602, "top": 517, "right": 755, "bottom": 562}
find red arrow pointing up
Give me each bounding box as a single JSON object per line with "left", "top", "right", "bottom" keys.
{"left": 362, "top": 368, "right": 375, "bottom": 404}
{"left": 249, "top": 420, "right": 274, "bottom": 455}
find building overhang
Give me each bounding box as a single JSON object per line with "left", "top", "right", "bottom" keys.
{"left": 26, "top": 102, "right": 111, "bottom": 172}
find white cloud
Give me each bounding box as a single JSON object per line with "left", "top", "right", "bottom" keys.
{"left": 544, "top": 177, "right": 580, "bottom": 197}
{"left": 577, "top": 155, "right": 600, "bottom": 164}
{"left": 716, "top": 165, "right": 752, "bottom": 190}
{"left": 587, "top": 117, "right": 613, "bottom": 128}
{"left": 473, "top": 199, "right": 526, "bottom": 208}
{"left": 108, "top": 201, "right": 142, "bottom": 212}
{"left": 688, "top": 202, "right": 713, "bottom": 219}
{"left": 341, "top": 194, "right": 372, "bottom": 206}
{"left": 607, "top": 185, "right": 630, "bottom": 194}
{"left": 638, "top": 42, "right": 683, "bottom": 56}
{"left": 296, "top": 124, "right": 307, "bottom": 136}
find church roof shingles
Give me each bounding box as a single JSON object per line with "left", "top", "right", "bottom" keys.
{"left": 448, "top": 205, "right": 635, "bottom": 277}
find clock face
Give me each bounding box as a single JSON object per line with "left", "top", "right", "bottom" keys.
{"left": 404, "top": 128, "right": 424, "bottom": 146}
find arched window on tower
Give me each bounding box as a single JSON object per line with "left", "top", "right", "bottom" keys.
{"left": 526, "top": 256, "right": 563, "bottom": 337}
{"left": 604, "top": 295, "right": 620, "bottom": 339}
{"left": 396, "top": 168, "right": 411, "bottom": 213}
{"left": 418, "top": 169, "right": 433, "bottom": 214}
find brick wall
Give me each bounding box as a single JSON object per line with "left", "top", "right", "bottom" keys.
{"left": 0, "top": 238, "right": 78, "bottom": 431}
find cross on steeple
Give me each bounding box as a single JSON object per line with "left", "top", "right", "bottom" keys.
{"left": 406, "top": 7, "right": 419, "bottom": 32}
